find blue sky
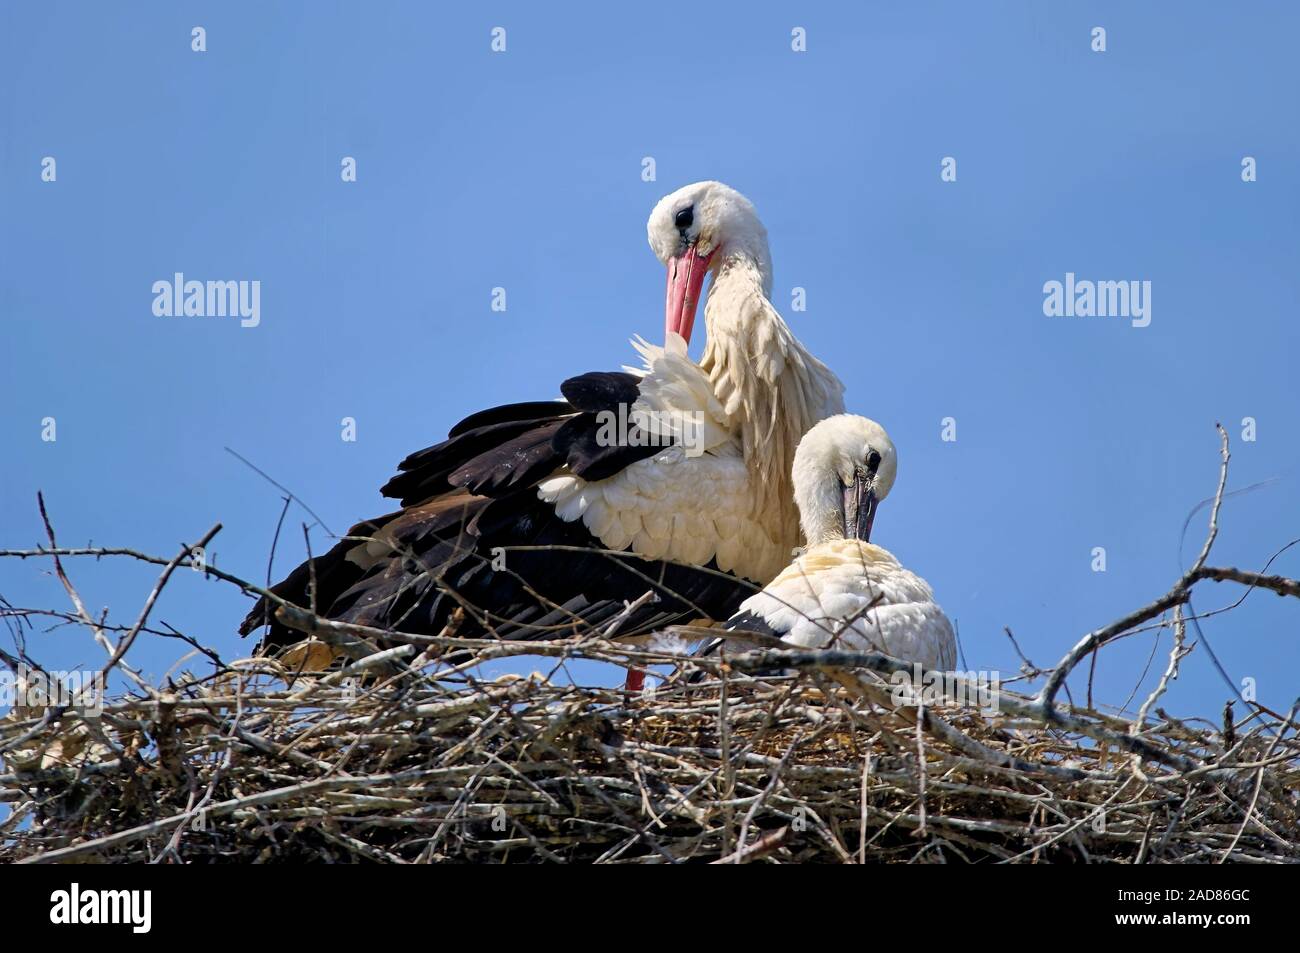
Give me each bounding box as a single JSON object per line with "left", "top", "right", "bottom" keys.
{"left": 2, "top": 2, "right": 1297, "bottom": 721}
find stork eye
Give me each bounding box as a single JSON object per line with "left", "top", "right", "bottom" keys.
{"left": 674, "top": 207, "right": 694, "bottom": 230}
{"left": 866, "top": 450, "right": 883, "bottom": 471}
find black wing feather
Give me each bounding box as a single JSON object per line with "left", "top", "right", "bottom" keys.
{"left": 447, "top": 400, "right": 570, "bottom": 438}
{"left": 449, "top": 420, "right": 565, "bottom": 496}
{"left": 559, "top": 371, "right": 642, "bottom": 413}
{"left": 241, "top": 370, "right": 750, "bottom": 655}
{"left": 725, "top": 609, "right": 784, "bottom": 639}
{"left": 553, "top": 413, "right": 661, "bottom": 481}
{"left": 382, "top": 417, "right": 566, "bottom": 505}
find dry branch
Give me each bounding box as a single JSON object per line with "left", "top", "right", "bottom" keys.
{"left": 2, "top": 429, "right": 1298, "bottom": 863}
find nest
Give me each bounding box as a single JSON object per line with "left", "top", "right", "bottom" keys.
{"left": 3, "top": 635, "right": 1298, "bottom": 864}
{"left": 3, "top": 429, "right": 1298, "bottom": 862}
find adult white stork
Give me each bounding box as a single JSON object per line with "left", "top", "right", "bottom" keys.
{"left": 716, "top": 415, "right": 956, "bottom": 670}
{"left": 241, "top": 182, "right": 845, "bottom": 681}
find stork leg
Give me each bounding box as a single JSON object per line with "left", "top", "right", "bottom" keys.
{"left": 624, "top": 668, "right": 646, "bottom": 693}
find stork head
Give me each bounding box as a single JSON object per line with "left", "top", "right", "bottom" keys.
{"left": 792, "top": 415, "right": 898, "bottom": 545}
{"left": 647, "top": 181, "right": 771, "bottom": 345}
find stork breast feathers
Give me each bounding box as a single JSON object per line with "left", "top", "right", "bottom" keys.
{"left": 535, "top": 335, "right": 788, "bottom": 581}
{"left": 536, "top": 451, "right": 771, "bottom": 580}
{"left": 739, "top": 540, "right": 957, "bottom": 671}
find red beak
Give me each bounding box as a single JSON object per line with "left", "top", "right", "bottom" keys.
{"left": 664, "top": 245, "right": 713, "bottom": 345}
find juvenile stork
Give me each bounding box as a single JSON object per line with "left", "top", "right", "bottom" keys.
{"left": 718, "top": 415, "right": 956, "bottom": 670}
{"left": 241, "top": 183, "right": 845, "bottom": 678}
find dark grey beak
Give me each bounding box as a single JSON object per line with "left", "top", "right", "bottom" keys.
{"left": 842, "top": 469, "right": 878, "bottom": 542}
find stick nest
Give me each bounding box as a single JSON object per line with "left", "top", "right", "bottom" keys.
{"left": 3, "top": 642, "right": 1297, "bottom": 864}
{"left": 3, "top": 427, "right": 1297, "bottom": 862}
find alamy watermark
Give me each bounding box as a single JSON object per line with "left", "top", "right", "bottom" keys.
{"left": 152, "top": 273, "right": 260, "bottom": 328}
{"left": 889, "top": 664, "right": 1001, "bottom": 714}
{"left": 1, "top": 664, "right": 105, "bottom": 717}
{"left": 49, "top": 883, "right": 151, "bottom": 933}
{"left": 595, "top": 405, "right": 706, "bottom": 458}
{"left": 1043, "top": 272, "right": 1150, "bottom": 328}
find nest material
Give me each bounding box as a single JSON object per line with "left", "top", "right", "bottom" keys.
{"left": 3, "top": 642, "right": 1297, "bottom": 864}
{"left": 5, "top": 424, "right": 1297, "bottom": 862}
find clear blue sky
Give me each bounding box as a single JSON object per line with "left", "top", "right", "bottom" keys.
{"left": 2, "top": 2, "right": 1297, "bottom": 721}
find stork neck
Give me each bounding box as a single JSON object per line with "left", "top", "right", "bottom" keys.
{"left": 711, "top": 247, "right": 772, "bottom": 302}
{"left": 696, "top": 247, "right": 845, "bottom": 578}
{"left": 698, "top": 253, "right": 782, "bottom": 406}
{"left": 800, "top": 512, "right": 852, "bottom": 543}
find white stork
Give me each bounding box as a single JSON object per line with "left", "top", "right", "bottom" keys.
{"left": 242, "top": 182, "right": 845, "bottom": 682}
{"left": 538, "top": 180, "right": 845, "bottom": 585}
{"left": 717, "top": 414, "right": 956, "bottom": 671}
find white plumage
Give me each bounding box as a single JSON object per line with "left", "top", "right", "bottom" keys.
{"left": 539, "top": 182, "right": 844, "bottom": 584}
{"left": 729, "top": 415, "right": 957, "bottom": 671}
{"left": 739, "top": 540, "right": 956, "bottom": 670}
